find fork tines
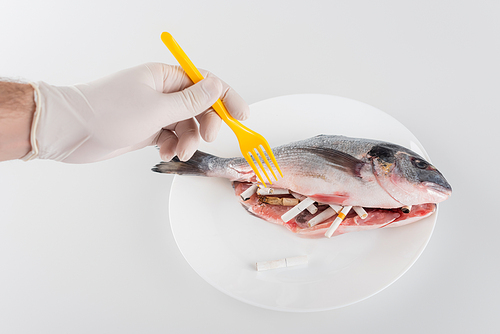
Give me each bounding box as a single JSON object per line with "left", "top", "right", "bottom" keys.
{"left": 245, "top": 145, "right": 282, "bottom": 186}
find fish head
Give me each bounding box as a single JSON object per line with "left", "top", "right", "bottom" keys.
{"left": 368, "top": 143, "right": 452, "bottom": 206}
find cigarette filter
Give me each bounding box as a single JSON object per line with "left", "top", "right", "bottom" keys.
{"left": 329, "top": 204, "right": 343, "bottom": 212}
{"left": 306, "top": 204, "right": 319, "bottom": 215}
{"left": 256, "top": 255, "right": 308, "bottom": 271}
{"left": 401, "top": 205, "right": 412, "bottom": 213}
{"left": 280, "top": 198, "right": 316, "bottom": 222}
{"left": 353, "top": 206, "right": 368, "bottom": 219}
{"left": 257, "top": 187, "right": 290, "bottom": 196}
{"left": 307, "top": 207, "right": 337, "bottom": 227}
{"left": 325, "top": 205, "right": 352, "bottom": 238}
{"left": 290, "top": 192, "right": 318, "bottom": 214}
{"left": 240, "top": 184, "right": 258, "bottom": 201}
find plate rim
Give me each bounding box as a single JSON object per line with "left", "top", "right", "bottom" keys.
{"left": 168, "top": 93, "right": 438, "bottom": 312}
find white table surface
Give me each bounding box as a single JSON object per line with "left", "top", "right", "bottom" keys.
{"left": 0, "top": 1, "right": 497, "bottom": 333}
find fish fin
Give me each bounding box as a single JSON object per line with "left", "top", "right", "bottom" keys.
{"left": 298, "top": 147, "right": 364, "bottom": 177}
{"left": 309, "top": 193, "right": 350, "bottom": 205}
{"left": 152, "top": 151, "right": 213, "bottom": 176}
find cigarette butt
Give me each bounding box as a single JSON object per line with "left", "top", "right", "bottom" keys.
{"left": 289, "top": 191, "right": 305, "bottom": 200}
{"left": 240, "top": 184, "right": 258, "bottom": 201}
{"left": 353, "top": 206, "right": 368, "bottom": 219}
{"left": 325, "top": 206, "right": 352, "bottom": 238}
{"left": 290, "top": 191, "right": 318, "bottom": 215}
{"left": 307, "top": 207, "right": 337, "bottom": 227}
{"left": 280, "top": 198, "right": 316, "bottom": 222}
{"left": 290, "top": 192, "right": 318, "bottom": 214}
{"left": 336, "top": 205, "right": 352, "bottom": 220}
{"left": 285, "top": 255, "right": 308, "bottom": 267}
{"left": 401, "top": 205, "right": 412, "bottom": 213}
{"left": 256, "top": 258, "right": 286, "bottom": 271}
{"left": 329, "top": 204, "right": 343, "bottom": 213}
{"left": 325, "top": 217, "right": 343, "bottom": 238}
{"left": 259, "top": 196, "right": 300, "bottom": 206}
{"left": 257, "top": 187, "right": 290, "bottom": 195}
{"left": 306, "top": 204, "right": 318, "bottom": 215}
{"left": 282, "top": 198, "right": 300, "bottom": 206}
{"left": 256, "top": 256, "right": 308, "bottom": 271}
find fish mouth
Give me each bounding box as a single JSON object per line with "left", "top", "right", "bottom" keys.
{"left": 422, "top": 181, "right": 452, "bottom": 197}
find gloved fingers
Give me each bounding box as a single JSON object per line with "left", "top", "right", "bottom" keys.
{"left": 196, "top": 109, "right": 222, "bottom": 142}
{"left": 194, "top": 83, "right": 250, "bottom": 142}
{"left": 150, "top": 63, "right": 250, "bottom": 122}
{"left": 156, "top": 129, "right": 178, "bottom": 162}
{"left": 173, "top": 117, "right": 200, "bottom": 161}
{"left": 160, "top": 76, "right": 223, "bottom": 125}
{"left": 147, "top": 63, "right": 211, "bottom": 93}
{"left": 214, "top": 79, "right": 250, "bottom": 122}
{"left": 191, "top": 72, "right": 250, "bottom": 121}
{"left": 195, "top": 83, "right": 250, "bottom": 142}
{"left": 154, "top": 118, "right": 200, "bottom": 162}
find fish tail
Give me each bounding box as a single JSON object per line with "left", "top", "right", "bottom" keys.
{"left": 152, "top": 151, "right": 215, "bottom": 176}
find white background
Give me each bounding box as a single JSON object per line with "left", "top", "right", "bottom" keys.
{"left": 0, "top": 0, "right": 497, "bottom": 333}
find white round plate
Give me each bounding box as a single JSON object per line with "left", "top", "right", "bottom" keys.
{"left": 169, "top": 94, "right": 437, "bottom": 312}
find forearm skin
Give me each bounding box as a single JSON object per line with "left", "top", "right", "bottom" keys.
{"left": 0, "top": 81, "right": 35, "bottom": 161}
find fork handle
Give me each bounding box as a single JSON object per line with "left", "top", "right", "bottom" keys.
{"left": 161, "top": 32, "right": 242, "bottom": 131}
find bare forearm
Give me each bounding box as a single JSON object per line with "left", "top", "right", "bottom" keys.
{"left": 0, "top": 81, "right": 35, "bottom": 161}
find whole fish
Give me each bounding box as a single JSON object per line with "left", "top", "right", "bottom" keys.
{"left": 153, "top": 135, "right": 452, "bottom": 237}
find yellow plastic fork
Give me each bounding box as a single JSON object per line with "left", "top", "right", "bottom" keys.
{"left": 161, "top": 32, "right": 283, "bottom": 186}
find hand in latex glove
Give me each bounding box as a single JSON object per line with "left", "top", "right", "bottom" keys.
{"left": 26, "top": 63, "right": 249, "bottom": 163}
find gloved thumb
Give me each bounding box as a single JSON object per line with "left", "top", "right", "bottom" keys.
{"left": 162, "top": 76, "right": 223, "bottom": 124}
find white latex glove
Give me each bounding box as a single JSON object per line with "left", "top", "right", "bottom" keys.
{"left": 23, "top": 63, "right": 249, "bottom": 163}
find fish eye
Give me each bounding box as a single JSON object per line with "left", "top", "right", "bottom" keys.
{"left": 411, "top": 158, "right": 429, "bottom": 169}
